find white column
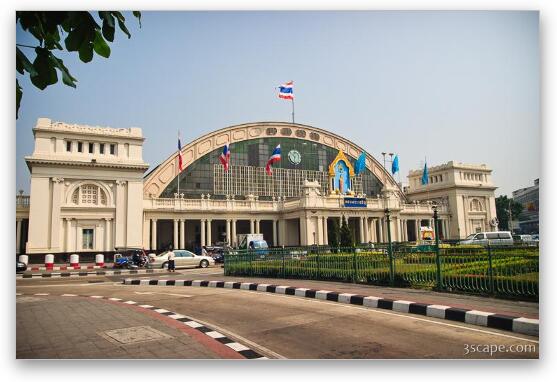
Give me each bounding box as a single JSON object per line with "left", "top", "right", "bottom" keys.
{"left": 272, "top": 219, "right": 278, "bottom": 246}
{"left": 415, "top": 219, "right": 420, "bottom": 242}
{"left": 256, "top": 219, "right": 260, "bottom": 234}
{"left": 206, "top": 219, "right": 212, "bottom": 246}
{"left": 359, "top": 217, "right": 364, "bottom": 244}
{"left": 180, "top": 219, "right": 185, "bottom": 249}
{"left": 75, "top": 219, "right": 79, "bottom": 251}
{"left": 50, "top": 178, "right": 63, "bottom": 251}
{"left": 231, "top": 219, "right": 237, "bottom": 246}
{"left": 152, "top": 219, "right": 158, "bottom": 251}
{"left": 16, "top": 219, "right": 22, "bottom": 254}
{"left": 323, "top": 217, "right": 328, "bottom": 245}
{"left": 173, "top": 219, "right": 179, "bottom": 249}
{"left": 316, "top": 217, "right": 323, "bottom": 245}
{"left": 250, "top": 219, "right": 255, "bottom": 234}
{"left": 378, "top": 218, "right": 383, "bottom": 243}
{"left": 200, "top": 219, "right": 206, "bottom": 247}
{"left": 226, "top": 219, "right": 231, "bottom": 245}
{"left": 363, "top": 217, "right": 369, "bottom": 243}
{"left": 105, "top": 218, "right": 112, "bottom": 251}
{"left": 65, "top": 218, "right": 72, "bottom": 252}
{"left": 278, "top": 219, "right": 286, "bottom": 246}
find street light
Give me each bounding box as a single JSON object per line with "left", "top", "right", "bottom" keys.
{"left": 384, "top": 207, "right": 394, "bottom": 286}
{"left": 432, "top": 202, "right": 442, "bottom": 289}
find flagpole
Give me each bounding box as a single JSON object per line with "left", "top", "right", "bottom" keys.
{"left": 177, "top": 131, "right": 180, "bottom": 199}
{"left": 291, "top": 98, "right": 295, "bottom": 124}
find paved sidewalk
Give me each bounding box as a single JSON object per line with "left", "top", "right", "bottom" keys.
{"left": 152, "top": 273, "right": 538, "bottom": 319}
{"left": 16, "top": 295, "right": 236, "bottom": 359}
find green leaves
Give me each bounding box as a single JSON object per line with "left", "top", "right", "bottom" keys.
{"left": 16, "top": 80, "right": 22, "bottom": 119}
{"left": 49, "top": 55, "right": 77, "bottom": 87}
{"left": 16, "top": 47, "right": 37, "bottom": 76}
{"left": 30, "top": 48, "right": 57, "bottom": 90}
{"left": 16, "top": 11, "right": 141, "bottom": 119}
{"left": 93, "top": 30, "right": 111, "bottom": 58}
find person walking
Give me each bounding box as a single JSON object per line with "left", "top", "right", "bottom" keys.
{"left": 167, "top": 245, "right": 176, "bottom": 272}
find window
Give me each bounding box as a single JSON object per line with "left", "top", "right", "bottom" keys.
{"left": 70, "top": 184, "right": 108, "bottom": 206}
{"left": 486, "top": 233, "right": 499, "bottom": 239}
{"left": 475, "top": 233, "right": 485, "bottom": 239}
{"left": 470, "top": 199, "right": 483, "bottom": 212}
{"left": 110, "top": 144, "right": 116, "bottom": 155}
{"left": 77, "top": 142, "right": 83, "bottom": 152}
{"left": 66, "top": 141, "right": 72, "bottom": 152}
{"left": 99, "top": 143, "right": 105, "bottom": 154}
{"left": 89, "top": 143, "right": 94, "bottom": 153}
{"left": 81, "top": 185, "right": 98, "bottom": 204}
{"left": 82, "top": 229, "right": 94, "bottom": 250}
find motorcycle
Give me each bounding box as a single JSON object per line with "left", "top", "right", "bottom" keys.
{"left": 113, "top": 255, "right": 137, "bottom": 269}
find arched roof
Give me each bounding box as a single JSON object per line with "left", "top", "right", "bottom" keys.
{"left": 143, "top": 122, "right": 406, "bottom": 200}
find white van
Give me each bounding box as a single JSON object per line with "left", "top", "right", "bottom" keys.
{"left": 459, "top": 231, "right": 514, "bottom": 246}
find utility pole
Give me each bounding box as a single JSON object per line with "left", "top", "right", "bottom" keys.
{"left": 508, "top": 198, "right": 513, "bottom": 233}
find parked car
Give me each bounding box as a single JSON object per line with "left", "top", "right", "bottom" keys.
{"left": 459, "top": 231, "right": 514, "bottom": 246}
{"left": 513, "top": 234, "right": 538, "bottom": 246}
{"left": 150, "top": 249, "right": 215, "bottom": 269}
{"left": 16, "top": 261, "right": 27, "bottom": 273}
{"left": 531, "top": 234, "right": 539, "bottom": 242}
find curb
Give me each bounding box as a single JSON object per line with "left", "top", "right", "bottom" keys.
{"left": 122, "top": 279, "right": 539, "bottom": 337}
{"left": 16, "top": 292, "right": 267, "bottom": 360}
{"left": 29, "top": 265, "right": 109, "bottom": 271}
{"left": 17, "top": 269, "right": 168, "bottom": 279}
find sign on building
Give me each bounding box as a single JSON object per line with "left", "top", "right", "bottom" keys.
{"left": 344, "top": 197, "right": 367, "bottom": 208}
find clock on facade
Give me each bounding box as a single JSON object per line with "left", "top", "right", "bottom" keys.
{"left": 288, "top": 149, "right": 302, "bottom": 165}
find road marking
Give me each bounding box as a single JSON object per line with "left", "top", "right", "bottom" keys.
{"left": 189, "top": 287, "right": 539, "bottom": 344}
{"left": 134, "top": 291, "right": 192, "bottom": 298}
{"left": 159, "top": 310, "right": 286, "bottom": 360}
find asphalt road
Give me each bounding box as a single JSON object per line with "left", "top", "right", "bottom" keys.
{"left": 16, "top": 267, "right": 539, "bottom": 359}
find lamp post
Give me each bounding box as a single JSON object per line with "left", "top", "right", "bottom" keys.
{"left": 385, "top": 207, "right": 394, "bottom": 286}
{"left": 432, "top": 202, "right": 442, "bottom": 289}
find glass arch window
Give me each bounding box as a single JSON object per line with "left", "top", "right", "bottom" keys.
{"left": 70, "top": 184, "right": 108, "bottom": 206}
{"left": 160, "top": 137, "right": 384, "bottom": 199}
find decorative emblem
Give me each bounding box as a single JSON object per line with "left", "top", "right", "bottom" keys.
{"left": 288, "top": 150, "right": 301, "bottom": 165}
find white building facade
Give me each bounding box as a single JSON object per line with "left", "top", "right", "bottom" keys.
{"left": 405, "top": 161, "right": 498, "bottom": 238}
{"left": 17, "top": 119, "right": 497, "bottom": 257}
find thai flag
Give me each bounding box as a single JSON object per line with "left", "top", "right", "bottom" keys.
{"left": 266, "top": 144, "right": 281, "bottom": 175}
{"left": 177, "top": 134, "right": 183, "bottom": 172}
{"left": 219, "top": 144, "right": 230, "bottom": 171}
{"left": 278, "top": 81, "right": 294, "bottom": 100}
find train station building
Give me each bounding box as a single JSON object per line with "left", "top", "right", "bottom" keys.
{"left": 16, "top": 118, "right": 499, "bottom": 255}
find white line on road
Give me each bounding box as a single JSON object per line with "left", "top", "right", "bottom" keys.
{"left": 134, "top": 291, "right": 193, "bottom": 298}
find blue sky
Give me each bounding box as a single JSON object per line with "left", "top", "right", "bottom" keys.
{"left": 15, "top": 11, "right": 539, "bottom": 195}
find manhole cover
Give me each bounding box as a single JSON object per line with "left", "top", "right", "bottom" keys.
{"left": 16, "top": 296, "right": 45, "bottom": 303}
{"left": 100, "top": 326, "right": 172, "bottom": 345}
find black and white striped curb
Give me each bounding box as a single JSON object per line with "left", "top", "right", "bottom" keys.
{"left": 122, "top": 279, "right": 539, "bottom": 337}
{"left": 15, "top": 292, "right": 267, "bottom": 360}
{"left": 17, "top": 269, "right": 168, "bottom": 279}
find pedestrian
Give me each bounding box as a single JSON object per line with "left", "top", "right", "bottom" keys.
{"left": 167, "top": 245, "right": 176, "bottom": 272}
{"left": 202, "top": 246, "right": 208, "bottom": 256}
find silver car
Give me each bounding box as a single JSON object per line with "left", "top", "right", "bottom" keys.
{"left": 150, "top": 250, "right": 215, "bottom": 269}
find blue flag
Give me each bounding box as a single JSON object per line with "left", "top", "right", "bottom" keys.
{"left": 354, "top": 152, "right": 366, "bottom": 175}
{"left": 391, "top": 155, "right": 399, "bottom": 175}
{"left": 421, "top": 162, "right": 429, "bottom": 185}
